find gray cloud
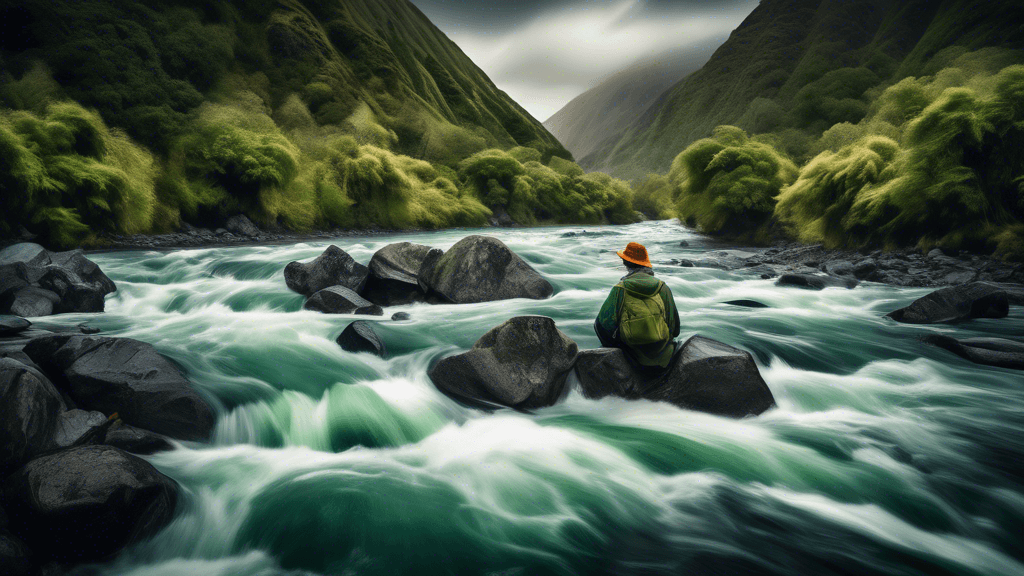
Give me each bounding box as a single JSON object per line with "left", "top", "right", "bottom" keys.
{"left": 410, "top": 0, "right": 758, "bottom": 120}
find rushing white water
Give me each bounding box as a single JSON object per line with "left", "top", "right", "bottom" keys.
{"left": 35, "top": 220, "right": 1024, "bottom": 576}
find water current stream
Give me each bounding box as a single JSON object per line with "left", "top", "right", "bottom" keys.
{"left": 35, "top": 220, "right": 1024, "bottom": 576}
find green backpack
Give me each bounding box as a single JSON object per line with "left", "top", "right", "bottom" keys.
{"left": 616, "top": 280, "right": 670, "bottom": 345}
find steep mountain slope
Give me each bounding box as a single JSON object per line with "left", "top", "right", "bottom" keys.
{"left": 543, "top": 45, "right": 716, "bottom": 161}
{"left": 583, "top": 0, "right": 1024, "bottom": 181}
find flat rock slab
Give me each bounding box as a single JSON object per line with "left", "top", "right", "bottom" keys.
{"left": 284, "top": 245, "right": 369, "bottom": 297}
{"left": 420, "top": 236, "right": 553, "bottom": 303}
{"left": 574, "top": 337, "right": 776, "bottom": 418}
{"left": 304, "top": 286, "right": 383, "bottom": 315}
{"left": 0, "top": 358, "right": 66, "bottom": 473}
{"left": 0, "top": 316, "right": 31, "bottom": 336}
{"left": 887, "top": 282, "right": 1009, "bottom": 324}
{"left": 429, "top": 316, "right": 577, "bottom": 410}
{"left": 1, "top": 445, "right": 177, "bottom": 562}
{"left": 336, "top": 321, "right": 387, "bottom": 358}
{"left": 922, "top": 335, "right": 1024, "bottom": 370}
{"left": 777, "top": 273, "right": 858, "bottom": 290}
{"left": 23, "top": 334, "right": 215, "bottom": 441}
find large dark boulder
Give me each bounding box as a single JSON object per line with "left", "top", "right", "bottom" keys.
{"left": 428, "top": 316, "right": 577, "bottom": 410}
{"left": 362, "top": 242, "right": 434, "bottom": 306}
{"left": 0, "top": 528, "right": 34, "bottom": 576}
{"left": 0, "top": 244, "right": 116, "bottom": 316}
{"left": 0, "top": 316, "right": 31, "bottom": 336}
{"left": 887, "top": 282, "right": 1009, "bottom": 324}
{"left": 50, "top": 409, "right": 110, "bottom": 449}
{"left": 336, "top": 321, "right": 387, "bottom": 358}
{"left": 574, "top": 337, "right": 776, "bottom": 418}
{"left": 1, "top": 445, "right": 177, "bottom": 563}
{"left": 0, "top": 358, "right": 66, "bottom": 473}
{"left": 419, "top": 236, "right": 553, "bottom": 303}
{"left": 304, "top": 287, "right": 383, "bottom": 315}
{"left": 226, "top": 214, "right": 260, "bottom": 238}
{"left": 23, "top": 335, "right": 215, "bottom": 441}
{"left": 922, "top": 335, "right": 1024, "bottom": 370}
{"left": 776, "top": 273, "right": 858, "bottom": 290}
{"left": 284, "top": 245, "right": 369, "bottom": 297}
{"left": 104, "top": 424, "right": 174, "bottom": 455}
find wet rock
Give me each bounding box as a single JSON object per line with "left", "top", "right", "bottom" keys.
{"left": 0, "top": 358, "right": 66, "bottom": 472}
{"left": 391, "top": 312, "right": 411, "bottom": 321}
{"left": 489, "top": 207, "right": 515, "bottom": 227}
{"left": 104, "top": 424, "right": 173, "bottom": 455}
{"left": 304, "top": 287, "right": 383, "bottom": 316}
{"left": 50, "top": 409, "right": 109, "bottom": 449}
{"left": 0, "top": 245, "right": 115, "bottom": 317}
{"left": 677, "top": 259, "right": 695, "bottom": 268}
{"left": 776, "top": 273, "right": 858, "bottom": 290}
{"left": 78, "top": 324, "right": 100, "bottom": 334}
{"left": 723, "top": 300, "right": 770, "bottom": 308}
{"left": 336, "top": 321, "right": 386, "bottom": 358}
{"left": 5, "top": 287, "right": 60, "bottom": 317}
{"left": 822, "top": 260, "right": 854, "bottom": 277}
{"left": 852, "top": 259, "right": 878, "bottom": 279}
{"left": 0, "top": 528, "right": 34, "bottom": 576}
{"left": 284, "top": 245, "right": 369, "bottom": 297}
{"left": 428, "top": 316, "right": 577, "bottom": 410}
{"left": 0, "top": 316, "right": 31, "bottom": 336}
{"left": 362, "top": 242, "right": 433, "bottom": 306}
{"left": 574, "top": 337, "right": 775, "bottom": 417}
{"left": 646, "top": 336, "right": 775, "bottom": 417}
{"left": 886, "top": 282, "right": 1009, "bottom": 324}
{"left": 420, "top": 236, "right": 553, "bottom": 304}
{"left": 922, "top": 335, "right": 1024, "bottom": 370}
{"left": 1, "top": 445, "right": 177, "bottom": 562}
{"left": 23, "top": 334, "right": 215, "bottom": 441}
{"left": 226, "top": 214, "right": 260, "bottom": 238}
{"left": 678, "top": 240, "right": 690, "bottom": 247}
{"left": 573, "top": 348, "right": 644, "bottom": 400}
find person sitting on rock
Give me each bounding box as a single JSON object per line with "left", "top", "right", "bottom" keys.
{"left": 595, "top": 242, "right": 680, "bottom": 374}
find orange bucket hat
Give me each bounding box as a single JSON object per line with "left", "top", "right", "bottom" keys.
{"left": 617, "top": 242, "right": 651, "bottom": 268}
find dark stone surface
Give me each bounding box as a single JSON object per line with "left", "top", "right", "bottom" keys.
{"left": 776, "top": 273, "right": 858, "bottom": 290}
{"left": 362, "top": 242, "right": 433, "bottom": 306}
{"left": 50, "top": 410, "right": 108, "bottom": 449}
{"left": 573, "top": 338, "right": 776, "bottom": 418}
{"left": 887, "top": 282, "right": 1010, "bottom": 324}
{"left": 0, "top": 245, "right": 115, "bottom": 317}
{"left": 391, "top": 312, "right": 411, "bottom": 321}
{"left": 6, "top": 287, "right": 59, "bottom": 317}
{"left": 1, "top": 445, "right": 177, "bottom": 563}
{"left": 304, "top": 287, "right": 383, "bottom": 315}
{"left": 336, "top": 321, "right": 387, "bottom": 358}
{"left": 922, "top": 335, "right": 1024, "bottom": 370}
{"left": 0, "top": 358, "right": 66, "bottom": 473}
{"left": 644, "top": 336, "right": 776, "bottom": 417}
{"left": 420, "top": 236, "right": 553, "bottom": 304}
{"left": 104, "top": 424, "right": 174, "bottom": 455}
{"left": 226, "top": 214, "right": 261, "bottom": 238}
{"left": 428, "top": 316, "right": 578, "bottom": 410}
{"left": 417, "top": 248, "right": 444, "bottom": 292}
{"left": 573, "top": 348, "right": 644, "bottom": 400}
{"left": 78, "top": 324, "right": 100, "bottom": 335}
{"left": 284, "top": 245, "right": 369, "bottom": 297}
{"left": 23, "top": 335, "right": 215, "bottom": 441}
{"left": 722, "top": 300, "right": 770, "bottom": 308}
{"left": 0, "top": 316, "right": 31, "bottom": 336}
{"left": 0, "top": 528, "right": 34, "bottom": 576}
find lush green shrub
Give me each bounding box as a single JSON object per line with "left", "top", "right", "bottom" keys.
{"left": 632, "top": 174, "right": 677, "bottom": 220}
{"left": 670, "top": 126, "right": 797, "bottom": 237}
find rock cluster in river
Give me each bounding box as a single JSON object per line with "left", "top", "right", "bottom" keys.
{"left": 428, "top": 315, "right": 777, "bottom": 417}
{"left": 0, "top": 322, "right": 215, "bottom": 572}
{"left": 285, "top": 236, "right": 554, "bottom": 315}
{"left": 0, "top": 244, "right": 116, "bottom": 317}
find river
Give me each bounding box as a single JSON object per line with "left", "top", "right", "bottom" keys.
{"left": 36, "top": 220, "right": 1024, "bottom": 575}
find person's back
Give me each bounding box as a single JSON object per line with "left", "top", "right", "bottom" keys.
{"left": 595, "top": 242, "right": 680, "bottom": 373}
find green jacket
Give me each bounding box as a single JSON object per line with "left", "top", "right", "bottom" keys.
{"left": 595, "top": 268, "right": 680, "bottom": 369}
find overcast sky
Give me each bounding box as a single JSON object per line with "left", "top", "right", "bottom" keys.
{"left": 408, "top": 0, "right": 760, "bottom": 121}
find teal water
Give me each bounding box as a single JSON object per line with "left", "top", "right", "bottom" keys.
{"left": 37, "top": 221, "right": 1024, "bottom": 576}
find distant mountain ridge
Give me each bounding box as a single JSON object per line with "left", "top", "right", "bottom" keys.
{"left": 543, "top": 45, "right": 717, "bottom": 162}
{"left": 581, "top": 0, "right": 1024, "bottom": 180}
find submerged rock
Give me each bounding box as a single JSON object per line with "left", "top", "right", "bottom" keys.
{"left": 284, "top": 245, "right": 369, "bottom": 297}
{"left": 428, "top": 316, "right": 577, "bottom": 410}
{"left": 419, "top": 236, "right": 553, "bottom": 304}
{"left": 391, "top": 312, "right": 411, "bottom": 321}
{"left": 0, "top": 358, "right": 66, "bottom": 472}
{"left": 887, "top": 282, "right": 1009, "bottom": 324}
{"left": 304, "top": 286, "right": 383, "bottom": 316}
{"left": 922, "top": 335, "right": 1024, "bottom": 370}
{"left": 336, "top": 321, "right": 387, "bottom": 358}
{"left": 776, "top": 273, "right": 858, "bottom": 290}
{"left": 1, "top": 445, "right": 177, "bottom": 562}
{"left": 362, "top": 242, "right": 433, "bottom": 306}
{"left": 574, "top": 337, "right": 776, "bottom": 418}
{"left": 722, "top": 300, "right": 770, "bottom": 308}
{"left": 23, "top": 334, "right": 215, "bottom": 441}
